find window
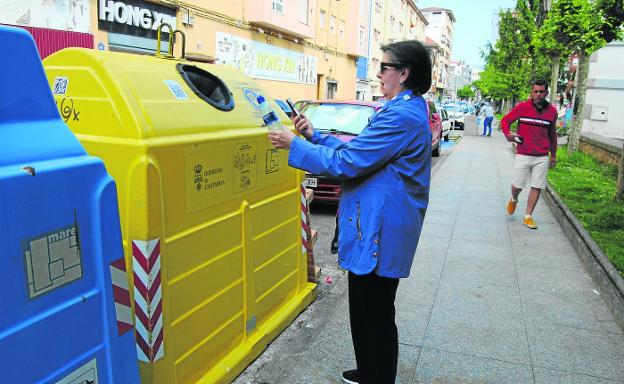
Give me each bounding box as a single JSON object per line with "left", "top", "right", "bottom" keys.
{"left": 272, "top": 0, "right": 284, "bottom": 14}
{"left": 399, "top": 21, "right": 403, "bottom": 33}
{"left": 339, "top": 20, "right": 345, "bottom": 38}
{"left": 374, "top": 0, "right": 382, "bottom": 13}
{"left": 374, "top": 29, "right": 380, "bottom": 42}
{"left": 320, "top": 10, "right": 326, "bottom": 29}
{"left": 299, "top": 0, "right": 309, "bottom": 24}
{"left": 330, "top": 15, "right": 336, "bottom": 34}
{"left": 359, "top": 26, "right": 366, "bottom": 48}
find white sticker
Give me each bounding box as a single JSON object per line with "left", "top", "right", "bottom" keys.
{"left": 164, "top": 80, "right": 188, "bottom": 100}
{"left": 55, "top": 358, "right": 98, "bottom": 384}
{"left": 24, "top": 224, "right": 82, "bottom": 298}
{"left": 53, "top": 77, "right": 69, "bottom": 95}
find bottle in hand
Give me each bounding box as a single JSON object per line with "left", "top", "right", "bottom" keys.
{"left": 257, "top": 95, "right": 283, "bottom": 131}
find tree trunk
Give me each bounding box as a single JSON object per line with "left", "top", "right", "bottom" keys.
{"left": 568, "top": 50, "right": 589, "bottom": 154}
{"left": 617, "top": 142, "right": 624, "bottom": 201}
{"left": 549, "top": 56, "right": 560, "bottom": 104}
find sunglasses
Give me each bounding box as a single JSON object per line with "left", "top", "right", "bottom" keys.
{"left": 380, "top": 62, "right": 403, "bottom": 73}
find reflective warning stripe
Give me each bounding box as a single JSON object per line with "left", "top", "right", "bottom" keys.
{"left": 132, "top": 239, "right": 164, "bottom": 362}
{"left": 110, "top": 257, "right": 133, "bottom": 336}
{"left": 300, "top": 183, "right": 310, "bottom": 252}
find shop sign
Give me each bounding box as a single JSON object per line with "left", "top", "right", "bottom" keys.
{"left": 216, "top": 32, "right": 317, "bottom": 85}
{"left": 98, "top": 0, "right": 176, "bottom": 38}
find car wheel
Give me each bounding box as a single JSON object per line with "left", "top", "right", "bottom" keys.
{"left": 444, "top": 134, "right": 449, "bottom": 142}
{"left": 432, "top": 137, "right": 440, "bottom": 157}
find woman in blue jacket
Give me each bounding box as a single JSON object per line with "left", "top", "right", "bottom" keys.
{"left": 269, "top": 40, "right": 432, "bottom": 384}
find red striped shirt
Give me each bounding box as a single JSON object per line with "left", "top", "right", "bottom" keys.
{"left": 501, "top": 100, "right": 558, "bottom": 158}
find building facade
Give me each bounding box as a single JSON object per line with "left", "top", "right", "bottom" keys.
{"left": 2, "top": 0, "right": 443, "bottom": 102}
{"left": 421, "top": 7, "right": 455, "bottom": 100}
{"left": 0, "top": 0, "right": 94, "bottom": 57}
{"left": 89, "top": 0, "right": 367, "bottom": 101}
{"left": 367, "top": 0, "right": 428, "bottom": 99}
{"left": 582, "top": 41, "right": 624, "bottom": 140}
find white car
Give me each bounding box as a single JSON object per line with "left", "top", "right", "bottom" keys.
{"left": 443, "top": 104, "right": 466, "bottom": 129}
{"left": 439, "top": 108, "right": 451, "bottom": 141}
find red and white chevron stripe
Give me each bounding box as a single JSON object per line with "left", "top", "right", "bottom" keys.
{"left": 132, "top": 239, "right": 164, "bottom": 362}
{"left": 109, "top": 257, "right": 133, "bottom": 336}
{"left": 300, "top": 183, "right": 310, "bottom": 254}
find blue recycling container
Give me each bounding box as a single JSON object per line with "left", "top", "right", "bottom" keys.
{"left": 0, "top": 26, "right": 140, "bottom": 383}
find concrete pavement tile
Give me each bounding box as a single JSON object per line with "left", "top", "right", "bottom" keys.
{"left": 527, "top": 323, "right": 624, "bottom": 380}
{"left": 416, "top": 235, "right": 453, "bottom": 257}
{"left": 440, "top": 256, "right": 518, "bottom": 288}
{"left": 453, "top": 213, "right": 510, "bottom": 231}
{"left": 510, "top": 227, "right": 569, "bottom": 249}
{"left": 420, "top": 222, "right": 454, "bottom": 243}
{"left": 445, "top": 240, "right": 514, "bottom": 266}
{"left": 434, "top": 281, "right": 523, "bottom": 320}
{"left": 533, "top": 367, "right": 624, "bottom": 384}
{"left": 423, "top": 306, "right": 530, "bottom": 364}
{"left": 454, "top": 202, "right": 512, "bottom": 218}
{"left": 396, "top": 274, "right": 440, "bottom": 307}
{"left": 516, "top": 265, "right": 596, "bottom": 298}
{"left": 460, "top": 192, "right": 504, "bottom": 202}
{"left": 397, "top": 344, "right": 422, "bottom": 384}
{"left": 521, "top": 288, "right": 623, "bottom": 335}
{"left": 424, "top": 210, "right": 457, "bottom": 226}
{"left": 397, "top": 305, "right": 433, "bottom": 347}
{"left": 513, "top": 243, "right": 585, "bottom": 272}
{"left": 413, "top": 347, "right": 534, "bottom": 384}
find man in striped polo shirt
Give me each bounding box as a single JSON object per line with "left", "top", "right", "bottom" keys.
{"left": 501, "top": 79, "right": 558, "bottom": 229}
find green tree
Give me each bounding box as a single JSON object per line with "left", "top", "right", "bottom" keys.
{"left": 537, "top": 0, "right": 623, "bottom": 154}
{"left": 457, "top": 85, "right": 475, "bottom": 100}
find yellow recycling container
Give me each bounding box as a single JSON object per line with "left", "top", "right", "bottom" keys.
{"left": 43, "top": 48, "right": 316, "bottom": 384}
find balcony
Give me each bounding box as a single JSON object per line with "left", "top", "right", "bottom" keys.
{"left": 245, "top": 0, "right": 315, "bottom": 39}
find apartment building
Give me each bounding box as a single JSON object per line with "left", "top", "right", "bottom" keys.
{"left": 447, "top": 60, "right": 479, "bottom": 101}
{"left": 425, "top": 37, "right": 445, "bottom": 97}
{"left": 367, "top": 0, "right": 428, "bottom": 99}
{"left": 3, "top": 0, "right": 376, "bottom": 101}
{"left": 421, "top": 7, "right": 455, "bottom": 99}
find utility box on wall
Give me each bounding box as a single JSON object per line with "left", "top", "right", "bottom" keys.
{"left": 590, "top": 105, "right": 609, "bottom": 121}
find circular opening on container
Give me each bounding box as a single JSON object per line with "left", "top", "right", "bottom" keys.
{"left": 176, "top": 63, "right": 234, "bottom": 111}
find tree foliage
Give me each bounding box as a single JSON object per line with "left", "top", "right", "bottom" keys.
{"left": 457, "top": 85, "right": 475, "bottom": 100}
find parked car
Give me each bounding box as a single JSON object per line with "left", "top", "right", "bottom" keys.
{"left": 439, "top": 108, "right": 451, "bottom": 141}
{"left": 302, "top": 99, "right": 440, "bottom": 203}
{"left": 443, "top": 103, "right": 466, "bottom": 129}
{"left": 427, "top": 100, "right": 442, "bottom": 157}
{"left": 302, "top": 100, "right": 378, "bottom": 203}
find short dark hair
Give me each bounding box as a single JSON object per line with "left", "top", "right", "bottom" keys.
{"left": 380, "top": 40, "right": 432, "bottom": 95}
{"left": 532, "top": 79, "right": 548, "bottom": 90}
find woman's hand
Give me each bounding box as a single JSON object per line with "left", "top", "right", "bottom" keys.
{"left": 293, "top": 114, "right": 314, "bottom": 140}
{"left": 268, "top": 128, "right": 297, "bottom": 149}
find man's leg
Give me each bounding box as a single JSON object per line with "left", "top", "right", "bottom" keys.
{"left": 511, "top": 185, "right": 521, "bottom": 200}
{"left": 525, "top": 187, "right": 541, "bottom": 215}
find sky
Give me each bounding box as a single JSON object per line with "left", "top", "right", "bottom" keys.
{"left": 416, "top": 0, "right": 518, "bottom": 70}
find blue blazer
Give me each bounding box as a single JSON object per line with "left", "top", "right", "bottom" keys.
{"left": 289, "top": 90, "right": 431, "bottom": 278}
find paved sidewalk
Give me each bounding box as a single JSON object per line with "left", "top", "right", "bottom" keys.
{"left": 235, "top": 134, "right": 624, "bottom": 384}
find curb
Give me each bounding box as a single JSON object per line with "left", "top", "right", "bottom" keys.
{"left": 543, "top": 183, "right": 624, "bottom": 332}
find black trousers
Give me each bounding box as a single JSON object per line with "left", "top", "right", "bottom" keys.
{"left": 348, "top": 271, "right": 400, "bottom": 384}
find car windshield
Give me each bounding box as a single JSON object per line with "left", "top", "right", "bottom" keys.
{"left": 301, "top": 103, "right": 375, "bottom": 135}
